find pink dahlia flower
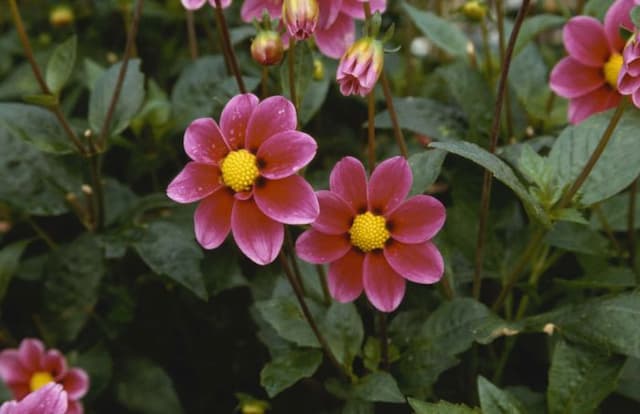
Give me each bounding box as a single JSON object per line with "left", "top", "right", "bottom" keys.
{"left": 0, "top": 383, "right": 67, "bottom": 414}
{"left": 241, "top": 0, "right": 386, "bottom": 59}
{"left": 549, "top": 0, "right": 637, "bottom": 124}
{"left": 337, "top": 36, "right": 384, "bottom": 96}
{"left": 181, "top": 0, "right": 231, "bottom": 9}
{"left": 167, "top": 94, "right": 319, "bottom": 265}
{"left": 0, "top": 339, "right": 88, "bottom": 414}
{"left": 618, "top": 37, "right": 640, "bottom": 106}
{"left": 295, "top": 156, "right": 446, "bottom": 312}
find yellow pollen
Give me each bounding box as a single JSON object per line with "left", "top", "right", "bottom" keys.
{"left": 349, "top": 212, "right": 390, "bottom": 252}
{"left": 29, "top": 371, "right": 54, "bottom": 392}
{"left": 220, "top": 149, "right": 260, "bottom": 192}
{"left": 604, "top": 53, "right": 623, "bottom": 89}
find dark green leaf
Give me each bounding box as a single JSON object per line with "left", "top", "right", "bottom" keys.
{"left": 631, "top": 6, "right": 640, "bottom": 29}
{"left": 46, "top": 35, "right": 77, "bottom": 94}
{"left": 351, "top": 372, "right": 405, "bottom": 403}
{"left": 343, "top": 400, "right": 374, "bottom": 414}
{"left": 408, "top": 150, "right": 447, "bottom": 196}
{"left": 617, "top": 357, "right": 640, "bottom": 402}
{"left": 478, "top": 376, "right": 525, "bottom": 414}
{"left": 408, "top": 398, "right": 480, "bottom": 414}
{"left": 322, "top": 302, "right": 364, "bottom": 367}
{"left": 260, "top": 349, "right": 322, "bottom": 397}
{"left": 591, "top": 190, "right": 640, "bottom": 231}
{"left": 0, "top": 240, "right": 29, "bottom": 305}
{"left": 514, "top": 15, "right": 566, "bottom": 55}
{"left": 402, "top": 3, "right": 469, "bottom": 57}
{"left": 299, "top": 74, "right": 330, "bottom": 126}
{"left": 545, "top": 222, "right": 609, "bottom": 255}
{"left": 75, "top": 344, "right": 113, "bottom": 401}
{"left": 254, "top": 296, "right": 321, "bottom": 348}
{"left": 280, "top": 41, "right": 314, "bottom": 111}
{"left": 0, "top": 103, "right": 74, "bottom": 154}
{"left": 201, "top": 251, "right": 247, "bottom": 297}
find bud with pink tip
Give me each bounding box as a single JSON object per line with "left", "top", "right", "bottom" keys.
{"left": 336, "top": 37, "right": 384, "bottom": 97}
{"left": 618, "top": 36, "right": 640, "bottom": 107}
{"left": 282, "top": 0, "right": 319, "bottom": 41}
{"left": 251, "top": 30, "right": 284, "bottom": 66}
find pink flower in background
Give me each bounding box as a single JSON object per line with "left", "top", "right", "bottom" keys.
{"left": 337, "top": 36, "right": 384, "bottom": 96}
{"left": 0, "top": 339, "right": 88, "bottom": 414}
{"left": 0, "top": 383, "right": 67, "bottom": 414}
{"left": 241, "top": 0, "right": 386, "bottom": 58}
{"left": 181, "top": 0, "right": 232, "bottom": 9}
{"left": 167, "top": 94, "right": 319, "bottom": 265}
{"left": 549, "top": 0, "right": 637, "bottom": 124}
{"left": 617, "top": 37, "right": 640, "bottom": 106}
{"left": 296, "top": 156, "right": 446, "bottom": 312}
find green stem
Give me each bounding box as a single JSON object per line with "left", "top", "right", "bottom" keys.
{"left": 315, "top": 264, "right": 331, "bottom": 305}
{"left": 380, "top": 72, "right": 408, "bottom": 158}
{"left": 186, "top": 10, "right": 199, "bottom": 60}
{"left": 213, "top": 0, "right": 246, "bottom": 93}
{"left": 261, "top": 66, "right": 269, "bottom": 99}
{"left": 593, "top": 203, "right": 624, "bottom": 257}
{"left": 26, "top": 217, "right": 57, "bottom": 250}
{"left": 287, "top": 38, "right": 298, "bottom": 111}
{"left": 495, "top": 0, "right": 513, "bottom": 139}
{"left": 367, "top": 88, "right": 376, "bottom": 172}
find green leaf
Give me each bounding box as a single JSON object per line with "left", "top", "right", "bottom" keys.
{"left": 407, "top": 150, "right": 447, "bottom": 195}
{"left": 299, "top": 73, "right": 330, "bottom": 126}
{"left": 22, "top": 93, "right": 59, "bottom": 108}
{"left": 548, "top": 340, "right": 625, "bottom": 414}
{"left": 478, "top": 376, "right": 526, "bottom": 414}
{"left": 260, "top": 349, "right": 322, "bottom": 397}
{"left": 555, "top": 266, "right": 636, "bottom": 289}
{"left": 544, "top": 222, "right": 609, "bottom": 255}
{"left": 585, "top": 0, "right": 614, "bottom": 20}
{"left": 402, "top": 3, "right": 469, "bottom": 57}
{"left": 517, "top": 143, "right": 552, "bottom": 189}
{"left": 254, "top": 296, "right": 321, "bottom": 348}
{"left": 75, "top": 344, "right": 113, "bottom": 401}
{"left": 46, "top": 35, "right": 77, "bottom": 95}
{"left": 115, "top": 358, "right": 184, "bottom": 414}
{"left": 41, "top": 234, "right": 106, "bottom": 342}
{"left": 430, "top": 141, "right": 549, "bottom": 225}
{"left": 591, "top": 190, "right": 640, "bottom": 231}
{"left": 133, "top": 221, "right": 208, "bottom": 300}
{"left": 322, "top": 302, "right": 364, "bottom": 367}
{"left": 88, "top": 59, "right": 145, "bottom": 137}
{"left": 408, "top": 398, "right": 480, "bottom": 414}
{"left": 548, "top": 109, "right": 640, "bottom": 206}
{"left": 617, "top": 357, "right": 640, "bottom": 402}
{"left": 514, "top": 15, "right": 566, "bottom": 55}
{"left": 343, "top": 400, "right": 374, "bottom": 414}
{"left": 351, "top": 372, "right": 405, "bottom": 403}
{"left": 0, "top": 103, "right": 75, "bottom": 154}
{"left": 373, "top": 97, "right": 465, "bottom": 142}
{"left": 201, "top": 251, "right": 247, "bottom": 297}
{"left": 0, "top": 240, "right": 29, "bottom": 305}
{"left": 83, "top": 58, "right": 105, "bottom": 91}
{"left": 631, "top": 6, "right": 640, "bottom": 29}
{"left": 281, "top": 41, "right": 314, "bottom": 112}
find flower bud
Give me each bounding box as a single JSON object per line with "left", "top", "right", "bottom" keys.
{"left": 49, "top": 5, "right": 75, "bottom": 27}
{"left": 313, "top": 58, "right": 324, "bottom": 80}
{"left": 282, "top": 0, "right": 319, "bottom": 41}
{"left": 617, "top": 36, "right": 640, "bottom": 107}
{"left": 336, "top": 37, "right": 384, "bottom": 97}
{"left": 251, "top": 30, "right": 284, "bottom": 66}
{"left": 462, "top": 1, "right": 487, "bottom": 21}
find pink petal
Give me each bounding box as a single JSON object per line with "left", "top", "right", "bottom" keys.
{"left": 549, "top": 57, "right": 606, "bottom": 98}
{"left": 207, "top": 0, "right": 232, "bottom": 8}
{"left": 604, "top": 0, "right": 635, "bottom": 51}
{"left": 568, "top": 86, "right": 620, "bottom": 124}
{"left": 318, "top": 0, "right": 343, "bottom": 29}
{"left": 315, "top": 13, "right": 356, "bottom": 59}
{"left": 329, "top": 156, "right": 368, "bottom": 212}
{"left": 618, "top": 71, "right": 640, "bottom": 94}
{"left": 181, "top": 0, "right": 206, "bottom": 9}
{"left": 220, "top": 93, "right": 259, "bottom": 150}
{"left": 18, "top": 383, "right": 68, "bottom": 414}
{"left": 0, "top": 351, "right": 29, "bottom": 384}
{"left": 245, "top": 96, "right": 297, "bottom": 152}
{"left": 17, "top": 339, "right": 44, "bottom": 372}
{"left": 184, "top": 118, "right": 229, "bottom": 164}
{"left": 387, "top": 195, "right": 446, "bottom": 243}
{"left": 194, "top": 189, "right": 234, "bottom": 249}
{"left": 328, "top": 248, "right": 364, "bottom": 302}
{"left": 362, "top": 252, "right": 405, "bottom": 312}
{"left": 368, "top": 156, "right": 412, "bottom": 214}
{"left": 61, "top": 368, "right": 89, "bottom": 400}
{"left": 41, "top": 351, "right": 67, "bottom": 381}
{"left": 563, "top": 16, "right": 609, "bottom": 67}
{"left": 241, "top": 0, "right": 282, "bottom": 22}
{"left": 66, "top": 401, "right": 83, "bottom": 414}
{"left": 254, "top": 175, "right": 319, "bottom": 224}
{"left": 231, "top": 199, "right": 284, "bottom": 265}
{"left": 166, "top": 162, "right": 222, "bottom": 203}
{"left": 633, "top": 88, "right": 640, "bottom": 108}
{"left": 295, "top": 229, "right": 351, "bottom": 264}
{"left": 384, "top": 241, "right": 444, "bottom": 284}
{"left": 312, "top": 191, "right": 354, "bottom": 235}
{"left": 257, "top": 131, "right": 317, "bottom": 179}
{"left": 340, "top": 0, "right": 386, "bottom": 19}
{"left": 0, "top": 401, "right": 17, "bottom": 414}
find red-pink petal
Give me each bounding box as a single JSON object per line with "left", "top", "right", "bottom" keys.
{"left": 633, "top": 88, "right": 640, "bottom": 108}
{"left": 257, "top": 131, "right": 317, "bottom": 179}
{"left": 207, "top": 0, "right": 232, "bottom": 8}
{"left": 61, "top": 368, "right": 89, "bottom": 400}
{"left": 362, "top": 252, "right": 405, "bottom": 312}
{"left": 166, "top": 162, "right": 222, "bottom": 203}
{"left": 549, "top": 57, "right": 606, "bottom": 98}
{"left": 181, "top": 0, "right": 206, "bottom": 9}
{"left": 241, "top": 0, "right": 282, "bottom": 22}
{"left": 330, "top": 156, "right": 368, "bottom": 212}
{"left": 41, "top": 351, "right": 67, "bottom": 381}
{"left": 387, "top": 195, "right": 446, "bottom": 243}
{"left": 0, "top": 351, "right": 29, "bottom": 384}
{"left": 184, "top": 118, "right": 229, "bottom": 164}
{"left": 618, "top": 71, "right": 640, "bottom": 94}
{"left": 563, "top": 16, "right": 609, "bottom": 67}
{"left": 194, "top": 189, "right": 234, "bottom": 249}
{"left": 17, "top": 339, "right": 44, "bottom": 372}
{"left": 295, "top": 229, "right": 351, "bottom": 264}
{"left": 220, "top": 93, "right": 259, "bottom": 150}
{"left": 315, "top": 13, "right": 356, "bottom": 59}
{"left": 231, "top": 199, "right": 284, "bottom": 265}
{"left": 328, "top": 248, "right": 364, "bottom": 302}
{"left": 312, "top": 191, "right": 354, "bottom": 235}
{"left": 340, "top": 0, "right": 386, "bottom": 19}
{"left": 16, "top": 383, "right": 67, "bottom": 414}
{"left": 66, "top": 400, "right": 83, "bottom": 414}
{"left": 368, "top": 156, "right": 412, "bottom": 213}
{"left": 604, "top": 0, "right": 635, "bottom": 51}
{"left": 245, "top": 96, "right": 297, "bottom": 152}
{"left": 568, "top": 86, "right": 620, "bottom": 124}
{"left": 254, "top": 175, "right": 319, "bottom": 224}
{"left": 384, "top": 241, "right": 444, "bottom": 284}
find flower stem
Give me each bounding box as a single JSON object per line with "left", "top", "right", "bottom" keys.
{"left": 314, "top": 264, "right": 331, "bottom": 305}
{"left": 186, "top": 10, "right": 199, "bottom": 60}
{"left": 593, "top": 203, "right": 625, "bottom": 257}
{"left": 494, "top": 0, "right": 513, "bottom": 139}
{"left": 278, "top": 252, "right": 349, "bottom": 380}
{"left": 25, "top": 217, "right": 57, "bottom": 250}
{"left": 285, "top": 229, "right": 306, "bottom": 295}
{"left": 261, "top": 66, "right": 269, "bottom": 99}
{"left": 378, "top": 311, "right": 389, "bottom": 370}
{"left": 367, "top": 89, "right": 376, "bottom": 172}
{"left": 629, "top": 178, "right": 637, "bottom": 268}
{"left": 473, "top": 0, "right": 530, "bottom": 300}
{"left": 380, "top": 72, "right": 408, "bottom": 158}
{"left": 287, "top": 38, "right": 298, "bottom": 111}
{"left": 213, "top": 0, "right": 246, "bottom": 93}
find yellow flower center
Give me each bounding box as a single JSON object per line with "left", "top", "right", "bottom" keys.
{"left": 29, "top": 371, "right": 54, "bottom": 392}
{"left": 604, "top": 53, "right": 623, "bottom": 89}
{"left": 220, "top": 149, "right": 260, "bottom": 192}
{"left": 349, "top": 211, "right": 390, "bottom": 252}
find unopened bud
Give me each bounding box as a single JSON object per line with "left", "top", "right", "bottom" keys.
{"left": 282, "top": 0, "right": 319, "bottom": 41}
{"left": 106, "top": 52, "right": 118, "bottom": 64}
{"left": 81, "top": 185, "right": 93, "bottom": 196}
{"left": 313, "top": 58, "right": 324, "bottom": 80}
{"left": 50, "top": 5, "right": 75, "bottom": 27}
{"left": 242, "top": 403, "right": 266, "bottom": 414}
{"left": 462, "top": 1, "right": 487, "bottom": 21}
{"left": 251, "top": 30, "right": 284, "bottom": 66}
{"left": 336, "top": 37, "right": 384, "bottom": 97}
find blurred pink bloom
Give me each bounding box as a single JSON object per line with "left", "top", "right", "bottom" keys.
{"left": 167, "top": 94, "right": 319, "bottom": 265}
{"left": 549, "top": 0, "right": 638, "bottom": 124}
{"left": 295, "top": 156, "right": 446, "bottom": 312}
{"left": 282, "top": 0, "right": 319, "bottom": 40}
{"left": 0, "top": 339, "right": 88, "bottom": 414}
{"left": 336, "top": 37, "right": 384, "bottom": 96}
{"left": 617, "top": 36, "right": 640, "bottom": 106}
{"left": 181, "top": 0, "right": 232, "bottom": 9}
{"left": 241, "top": 0, "right": 386, "bottom": 58}
{"left": 0, "top": 383, "right": 68, "bottom": 414}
